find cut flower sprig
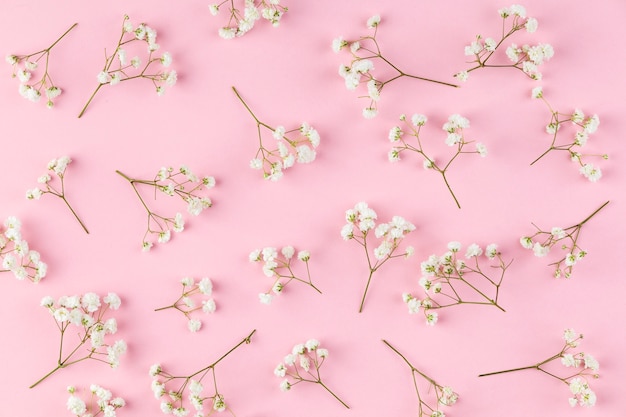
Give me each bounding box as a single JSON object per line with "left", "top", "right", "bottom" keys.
{"left": 0, "top": 216, "right": 47, "bottom": 283}
{"left": 116, "top": 165, "right": 215, "bottom": 251}
{"left": 66, "top": 384, "right": 126, "bottom": 417}
{"left": 383, "top": 339, "right": 458, "bottom": 417}
{"left": 155, "top": 276, "right": 216, "bottom": 333}
{"left": 333, "top": 15, "right": 458, "bottom": 119}
{"left": 26, "top": 156, "right": 89, "bottom": 234}
{"left": 232, "top": 86, "right": 319, "bottom": 181}
{"left": 208, "top": 0, "right": 288, "bottom": 39}
{"left": 520, "top": 201, "right": 609, "bottom": 278}
{"left": 150, "top": 329, "right": 256, "bottom": 416}
{"left": 6, "top": 22, "right": 77, "bottom": 107}
{"left": 479, "top": 329, "right": 599, "bottom": 408}
{"left": 78, "top": 15, "right": 177, "bottom": 118}
{"left": 388, "top": 113, "right": 486, "bottom": 208}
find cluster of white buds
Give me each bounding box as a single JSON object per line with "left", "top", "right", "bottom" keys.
{"left": 0, "top": 216, "right": 47, "bottom": 283}
{"left": 66, "top": 384, "right": 126, "bottom": 417}
{"left": 209, "top": 0, "right": 288, "bottom": 39}
{"left": 155, "top": 277, "right": 216, "bottom": 332}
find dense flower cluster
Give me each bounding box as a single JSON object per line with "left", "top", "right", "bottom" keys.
{"left": 116, "top": 165, "right": 215, "bottom": 250}
{"left": 155, "top": 277, "right": 216, "bottom": 332}
{"left": 208, "top": 0, "right": 288, "bottom": 39}
{"left": 250, "top": 246, "right": 320, "bottom": 304}
{"left": 66, "top": 384, "right": 126, "bottom": 417}
{"left": 0, "top": 216, "right": 47, "bottom": 283}
{"left": 455, "top": 5, "right": 553, "bottom": 81}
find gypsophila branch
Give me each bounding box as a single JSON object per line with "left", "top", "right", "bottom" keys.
{"left": 333, "top": 15, "right": 458, "bottom": 119}
{"left": 155, "top": 277, "right": 216, "bottom": 332}
{"left": 455, "top": 5, "right": 553, "bottom": 82}
{"left": 116, "top": 166, "right": 215, "bottom": 251}
{"left": 232, "top": 86, "right": 320, "bottom": 181}
{"left": 208, "top": 0, "right": 288, "bottom": 39}
{"left": 5, "top": 22, "right": 77, "bottom": 107}
{"left": 150, "top": 329, "right": 256, "bottom": 416}
{"left": 274, "top": 339, "right": 349, "bottom": 408}
{"left": 382, "top": 340, "right": 458, "bottom": 416}
{"left": 479, "top": 329, "right": 599, "bottom": 408}
{"left": 66, "top": 384, "right": 126, "bottom": 417}
{"left": 78, "top": 15, "right": 176, "bottom": 118}
{"left": 520, "top": 201, "right": 609, "bottom": 278}
{"left": 341, "top": 202, "right": 415, "bottom": 313}
{"left": 0, "top": 217, "right": 47, "bottom": 283}
{"left": 250, "top": 246, "right": 321, "bottom": 305}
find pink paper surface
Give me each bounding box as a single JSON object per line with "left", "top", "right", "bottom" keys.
{"left": 0, "top": 0, "right": 623, "bottom": 416}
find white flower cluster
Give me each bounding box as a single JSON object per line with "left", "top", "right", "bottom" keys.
{"left": 249, "top": 246, "right": 319, "bottom": 305}
{"left": 0, "top": 216, "right": 47, "bottom": 283}
{"left": 559, "top": 329, "right": 600, "bottom": 407}
{"left": 209, "top": 0, "right": 288, "bottom": 39}
{"left": 156, "top": 277, "right": 216, "bottom": 333}
{"left": 66, "top": 384, "right": 126, "bottom": 417}
{"left": 456, "top": 5, "right": 553, "bottom": 81}
{"left": 403, "top": 241, "right": 508, "bottom": 325}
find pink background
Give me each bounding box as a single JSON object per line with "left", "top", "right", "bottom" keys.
{"left": 1, "top": 0, "right": 624, "bottom": 416}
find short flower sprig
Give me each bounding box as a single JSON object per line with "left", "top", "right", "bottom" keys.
{"left": 274, "top": 339, "right": 349, "bottom": 409}
{"left": 479, "top": 329, "right": 599, "bottom": 408}
{"left": 232, "top": 86, "right": 319, "bottom": 181}
{"left": 520, "top": 201, "right": 609, "bottom": 278}
{"left": 388, "top": 113, "right": 485, "bottom": 208}
{"left": 6, "top": 23, "right": 77, "bottom": 107}
{"left": 455, "top": 5, "right": 553, "bottom": 82}
{"left": 32, "top": 293, "right": 126, "bottom": 389}
{"left": 150, "top": 329, "right": 256, "bottom": 417}
{"left": 208, "top": 0, "right": 288, "bottom": 39}
{"left": 66, "top": 384, "right": 126, "bottom": 417}
{"left": 530, "top": 87, "right": 605, "bottom": 181}
{"left": 341, "top": 202, "right": 415, "bottom": 313}
{"left": 26, "top": 156, "right": 89, "bottom": 234}
{"left": 382, "top": 340, "right": 458, "bottom": 417}
{"left": 0, "top": 216, "right": 47, "bottom": 283}
{"left": 116, "top": 166, "right": 215, "bottom": 251}
{"left": 249, "top": 246, "right": 321, "bottom": 305}
{"left": 155, "top": 277, "right": 216, "bottom": 333}
{"left": 403, "top": 242, "right": 511, "bottom": 326}
{"left": 78, "top": 15, "right": 177, "bottom": 118}
{"left": 333, "top": 15, "right": 458, "bottom": 119}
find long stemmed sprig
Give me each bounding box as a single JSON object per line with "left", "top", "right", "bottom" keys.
{"left": 208, "top": 0, "right": 288, "bottom": 39}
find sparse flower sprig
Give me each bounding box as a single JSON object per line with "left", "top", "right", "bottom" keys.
{"left": 333, "top": 15, "right": 458, "bottom": 118}
{"left": 66, "top": 384, "right": 126, "bottom": 417}
{"left": 274, "top": 339, "right": 349, "bottom": 409}
{"left": 232, "top": 86, "right": 319, "bottom": 181}
{"left": 6, "top": 23, "right": 77, "bottom": 108}
{"left": 155, "top": 277, "right": 217, "bottom": 333}
{"left": 31, "top": 292, "right": 126, "bottom": 388}
{"left": 150, "top": 329, "right": 256, "bottom": 416}
{"left": 250, "top": 246, "right": 321, "bottom": 305}
{"left": 479, "top": 329, "right": 599, "bottom": 408}
{"left": 383, "top": 340, "right": 458, "bottom": 416}
{"left": 78, "top": 15, "right": 177, "bottom": 118}
{"left": 455, "top": 5, "right": 553, "bottom": 82}
{"left": 403, "top": 242, "right": 511, "bottom": 326}
{"left": 341, "top": 202, "right": 415, "bottom": 313}
{"left": 27, "top": 156, "right": 89, "bottom": 234}
{"left": 209, "top": 0, "right": 288, "bottom": 39}
{"left": 115, "top": 166, "right": 215, "bottom": 251}
{"left": 530, "top": 87, "right": 605, "bottom": 181}
{"left": 388, "top": 113, "right": 485, "bottom": 208}
{"left": 520, "top": 201, "right": 609, "bottom": 278}
{"left": 0, "top": 216, "right": 47, "bottom": 283}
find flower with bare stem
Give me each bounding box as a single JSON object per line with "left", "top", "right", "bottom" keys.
{"left": 150, "top": 329, "right": 256, "bottom": 416}
{"left": 6, "top": 23, "right": 77, "bottom": 108}
{"left": 520, "top": 201, "right": 609, "bottom": 278}
{"left": 66, "top": 384, "right": 126, "bottom": 417}
{"left": 208, "top": 0, "right": 288, "bottom": 39}
{"left": 383, "top": 339, "right": 458, "bottom": 416}
{"left": 479, "top": 329, "right": 599, "bottom": 408}
{"left": 0, "top": 216, "right": 47, "bottom": 283}
{"left": 155, "top": 276, "right": 216, "bottom": 332}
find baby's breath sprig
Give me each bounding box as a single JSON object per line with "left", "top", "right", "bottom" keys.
{"left": 403, "top": 242, "right": 511, "bottom": 326}
{"left": 530, "top": 87, "right": 605, "bottom": 181}
{"left": 26, "top": 156, "right": 89, "bottom": 234}
{"left": 78, "top": 15, "right": 176, "bottom": 118}
{"left": 116, "top": 166, "right": 215, "bottom": 251}
{"left": 232, "top": 86, "right": 319, "bottom": 181}
{"left": 455, "top": 5, "right": 553, "bottom": 82}
{"left": 0, "top": 216, "right": 47, "bottom": 283}
{"left": 155, "top": 277, "right": 216, "bottom": 333}
{"left": 150, "top": 329, "right": 256, "bottom": 416}
{"left": 6, "top": 23, "right": 77, "bottom": 107}
{"left": 333, "top": 15, "right": 458, "bottom": 119}
{"left": 479, "top": 329, "right": 599, "bottom": 408}
{"left": 208, "top": 0, "right": 288, "bottom": 39}
{"left": 520, "top": 201, "right": 609, "bottom": 278}
{"left": 66, "top": 384, "right": 126, "bottom": 417}
{"left": 388, "top": 113, "right": 485, "bottom": 209}
{"left": 383, "top": 340, "right": 458, "bottom": 417}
